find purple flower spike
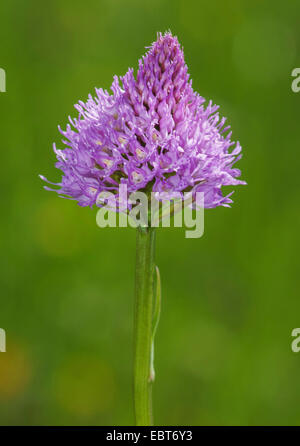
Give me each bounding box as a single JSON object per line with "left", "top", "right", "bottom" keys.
{"left": 41, "top": 32, "right": 245, "bottom": 208}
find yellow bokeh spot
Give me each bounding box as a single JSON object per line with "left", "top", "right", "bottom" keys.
{"left": 53, "top": 354, "right": 116, "bottom": 417}
{"left": 0, "top": 343, "right": 31, "bottom": 400}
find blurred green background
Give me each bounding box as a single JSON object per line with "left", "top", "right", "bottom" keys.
{"left": 0, "top": 0, "right": 300, "bottom": 426}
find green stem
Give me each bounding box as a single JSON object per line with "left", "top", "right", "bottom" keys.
{"left": 134, "top": 226, "right": 156, "bottom": 426}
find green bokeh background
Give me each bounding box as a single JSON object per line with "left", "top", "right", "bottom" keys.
{"left": 0, "top": 0, "right": 299, "bottom": 426}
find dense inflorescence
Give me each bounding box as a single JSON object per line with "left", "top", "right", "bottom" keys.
{"left": 41, "top": 32, "right": 245, "bottom": 208}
